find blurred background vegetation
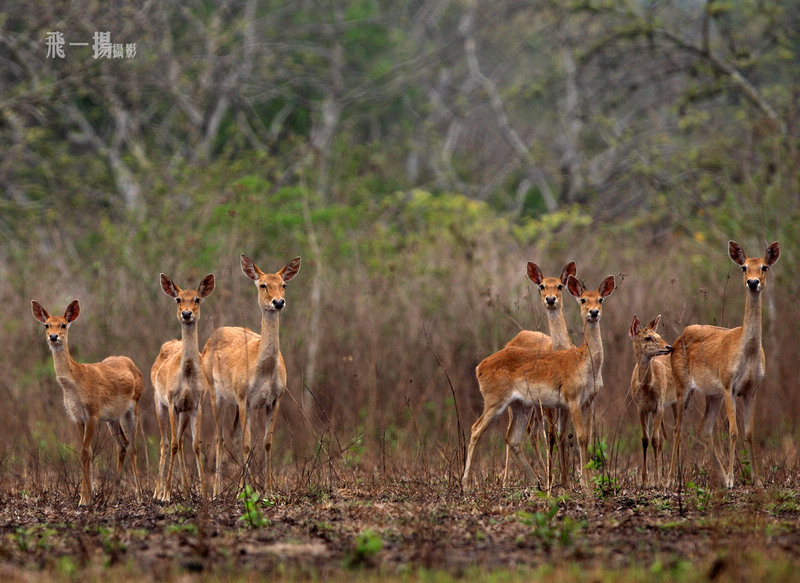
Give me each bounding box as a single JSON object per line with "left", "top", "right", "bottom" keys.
{"left": 1, "top": 0, "right": 798, "bottom": 491}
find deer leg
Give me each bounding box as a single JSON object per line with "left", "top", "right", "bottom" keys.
{"left": 212, "top": 395, "right": 228, "bottom": 498}
{"left": 652, "top": 404, "right": 665, "bottom": 487}
{"left": 79, "top": 417, "right": 97, "bottom": 507}
{"left": 264, "top": 397, "right": 281, "bottom": 493}
{"left": 555, "top": 408, "right": 570, "bottom": 488}
{"left": 722, "top": 390, "right": 738, "bottom": 489}
{"left": 668, "top": 387, "right": 692, "bottom": 488}
{"left": 462, "top": 403, "right": 505, "bottom": 488}
{"left": 639, "top": 409, "right": 650, "bottom": 488}
{"left": 501, "top": 408, "right": 514, "bottom": 487}
{"left": 176, "top": 411, "right": 192, "bottom": 495}
{"left": 568, "top": 401, "right": 589, "bottom": 491}
{"left": 699, "top": 394, "right": 725, "bottom": 487}
{"left": 123, "top": 406, "right": 141, "bottom": 498}
{"left": 505, "top": 403, "right": 538, "bottom": 487}
{"left": 107, "top": 419, "right": 127, "bottom": 503}
{"left": 190, "top": 406, "right": 206, "bottom": 498}
{"left": 238, "top": 400, "right": 251, "bottom": 489}
{"left": 164, "top": 406, "right": 181, "bottom": 503}
{"left": 154, "top": 401, "right": 170, "bottom": 501}
{"left": 741, "top": 388, "right": 762, "bottom": 489}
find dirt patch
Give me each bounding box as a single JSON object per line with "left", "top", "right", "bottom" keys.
{"left": 2, "top": 477, "right": 800, "bottom": 580}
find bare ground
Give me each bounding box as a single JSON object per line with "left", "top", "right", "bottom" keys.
{"left": 2, "top": 471, "right": 800, "bottom": 582}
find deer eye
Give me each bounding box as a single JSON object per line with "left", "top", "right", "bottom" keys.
{"left": 645, "top": 336, "right": 653, "bottom": 342}
{"left": 260, "top": 284, "right": 267, "bottom": 289}
{"left": 539, "top": 284, "right": 545, "bottom": 291}
{"left": 175, "top": 297, "right": 181, "bottom": 303}
{"left": 741, "top": 265, "right": 747, "bottom": 272}
{"left": 557, "top": 284, "right": 563, "bottom": 291}
{"left": 44, "top": 323, "right": 50, "bottom": 329}
{"left": 580, "top": 298, "right": 586, "bottom": 304}
{"left": 761, "top": 265, "right": 768, "bottom": 272}
{"left": 194, "top": 298, "right": 201, "bottom": 304}
{"left": 599, "top": 297, "right": 604, "bottom": 303}
{"left": 61, "top": 323, "right": 67, "bottom": 329}
{"left": 282, "top": 283, "right": 287, "bottom": 289}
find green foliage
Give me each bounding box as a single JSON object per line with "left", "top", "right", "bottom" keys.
{"left": 238, "top": 485, "right": 274, "bottom": 529}
{"left": 346, "top": 529, "right": 384, "bottom": 568}
{"left": 686, "top": 481, "right": 712, "bottom": 512}
{"left": 515, "top": 494, "right": 583, "bottom": 551}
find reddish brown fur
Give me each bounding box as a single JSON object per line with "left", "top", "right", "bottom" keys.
{"left": 151, "top": 273, "right": 215, "bottom": 502}
{"left": 202, "top": 255, "right": 300, "bottom": 495}
{"left": 462, "top": 274, "right": 615, "bottom": 491}
{"left": 31, "top": 299, "right": 143, "bottom": 506}
{"left": 502, "top": 261, "right": 577, "bottom": 489}
{"left": 668, "top": 241, "right": 779, "bottom": 489}
{"left": 629, "top": 314, "right": 676, "bottom": 487}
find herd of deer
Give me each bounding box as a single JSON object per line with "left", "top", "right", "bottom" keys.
{"left": 30, "top": 241, "right": 779, "bottom": 506}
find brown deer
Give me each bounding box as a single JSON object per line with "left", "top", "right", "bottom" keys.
{"left": 202, "top": 255, "right": 300, "bottom": 495}
{"left": 668, "top": 241, "right": 779, "bottom": 489}
{"left": 629, "top": 314, "right": 676, "bottom": 487}
{"left": 503, "top": 261, "right": 576, "bottom": 489}
{"left": 462, "top": 274, "right": 615, "bottom": 490}
{"left": 31, "top": 299, "right": 142, "bottom": 506}
{"left": 152, "top": 273, "right": 215, "bottom": 502}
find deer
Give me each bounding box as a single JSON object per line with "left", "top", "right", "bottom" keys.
{"left": 31, "top": 299, "right": 143, "bottom": 506}
{"left": 629, "top": 314, "right": 676, "bottom": 487}
{"left": 202, "top": 255, "right": 300, "bottom": 496}
{"left": 502, "top": 261, "right": 576, "bottom": 489}
{"left": 151, "top": 273, "right": 215, "bottom": 502}
{"left": 462, "top": 274, "right": 615, "bottom": 491}
{"left": 668, "top": 241, "right": 779, "bottom": 490}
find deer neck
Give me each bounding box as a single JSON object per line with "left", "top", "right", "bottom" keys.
{"left": 740, "top": 288, "right": 763, "bottom": 356}
{"left": 180, "top": 321, "right": 202, "bottom": 366}
{"left": 49, "top": 341, "right": 78, "bottom": 381}
{"left": 634, "top": 350, "right": 654, "bottom": 386}
{"left": 582, "top": 320, "right": 604, "bottom": 374}
{"left": 258, "top": 309, "right": 281, "bottom": 367}
{"left": 547, "top": 308, "right": 571, "bottom": 350}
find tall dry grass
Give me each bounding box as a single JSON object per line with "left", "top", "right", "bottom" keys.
{"left": 1, "top": 198, "right": 797, "bottom": 498}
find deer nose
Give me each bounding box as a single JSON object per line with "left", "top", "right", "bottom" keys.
{"left": 588, "top": 308, "right": 600, "bottom": 318}
{"left": 49, "top": 334, "right": 59, "bottom": 342}
{"left": 747, "top": 278, "right": 760, "bottom": 291}
{"left": 273, "top": 298, "right": 285, "bottom": 310}
{"left": 665, "top": 345, "right": 673, "bottom": 353}
{"left": 181, "top": 310, "right": 193, "bottom": 320}
{"left": 545, "top": 296, "right": 557, "bottom": 306}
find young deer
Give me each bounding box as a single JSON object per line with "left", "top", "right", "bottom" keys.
{"left": 202, "top": 255, "right": 300, "bottom": 496}
{"left": 503, "top": 261, "right": 576, "bottom": 489}
{"left": 668, "top": 241, "right": 779, "bottom": 489}
{"left": 629, "top": 314, "right": 676, "bottom": 487}
{"left": 31, "top": 300, "right": 142, "bottom": 506}
{"left": 151, "top": 273, "right": 215, "bottom": 502}
{"left": 462, "top": 274, "right": 615, "bottom": 490}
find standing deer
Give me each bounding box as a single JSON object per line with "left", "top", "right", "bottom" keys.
{"left": 629, "top": 314, "right": 676, "bottom": 487}
{"left": 31, "top": 299, "right": 142, "bottom": 506}
{"left": 503, "top": 261, "right": 576, "bottom": 489}
{"left": 462, "top": 274, "right": 615, "bottom": 490}
{"left": 152, "top": 273, "right": 215, "bottom": 502}
{"left": 668, "top": 241, "right": 779, "bottom": 489}
{"left": 203, "top": 255, "right": 300, "bottom": 496}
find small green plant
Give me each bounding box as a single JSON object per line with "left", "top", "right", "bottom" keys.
{"left": 738, "top": 449, "right": 752, "bottom": 482}
{"left": 346, "top": 529, "right": 384, "bottom": 568}
{"left": 165, "top": 519, "right": 199, "bottom": 536}
{"left": 516, "top": 495, "right": 582, "bottom": 551}
{"left": 238, "top": 485, "right": 273, "bottom": 529}
{"left": 591, "top": 473, "right": 620, "bottom": 499}
{"left": 687, "top": 481, "right": 712, "bottom": 512}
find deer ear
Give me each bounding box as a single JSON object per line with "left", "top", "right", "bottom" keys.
{"left": 198, "top": 274, "right": 215, "bottom": 298}
{"left": 65, "top": 299, "right": 80, "bottom": 323}
{"left": 567, "top": 274, "right": 583, "bottom": 299}
{"left": 729, "top": 241, "right": 746, "bottom": 266}
{"left": 561, "top": 261, "right": 577, "bottom": 284}
{"left": 649, "top": 314, "right": 662, "bottom": 330}
{"left": 765, "top": 241, "right": 780, "bottom": 266}
{"left": 630, "top": 314, "right": 640, "bottom": 339}
{"left": 160, "top": 274, "right": 179, "bottom": 298}
{"left": 241, "top": 254, "right": 262, "bottom": 281}
{"left": 280, "top": 257, "right": 301, "bottom": 282}
{"left": 598, "top": 275, "right": 615, "bottom": 297}
{"left": 527, "top": 262, "right": 543, "bottom": 285}
{"left": 32, "top": 301, "right": 50, "bottom": 323}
